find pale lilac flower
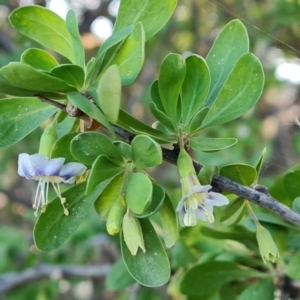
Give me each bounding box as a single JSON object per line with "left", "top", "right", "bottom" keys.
{"left": 18, "top": 153, "right": 87, "bottom": 216}
{"left": 177, "top": 174, "right": 229, "bottom": 226}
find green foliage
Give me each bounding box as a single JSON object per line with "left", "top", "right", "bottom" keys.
{"left": 0, "top": 2, "right": 294, "bottom": 298}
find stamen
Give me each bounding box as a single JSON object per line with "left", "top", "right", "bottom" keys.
{"left": 51, "top": 182, "right": 69, "bottom": 216}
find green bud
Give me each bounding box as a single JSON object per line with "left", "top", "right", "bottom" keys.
{"left": 177, "top": 148, "right": 195, "bottom": 179}
{"left": 106, "top": 196, "right": 126, "bottom": 235}
{"left": 256, "top": 225, "right": 279, "bottom": 264}
{"left": 38, "top": 121, "right": 57, "bottom": 158}
{"left": 122, "top": 209, "right": 146, "bottom": 255}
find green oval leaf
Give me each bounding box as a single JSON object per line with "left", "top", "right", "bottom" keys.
{"left": 150, "top": 102, "right": 175, "bottom": 131}
{"left": 220, "top": 163, "right": 257, "bottom": 186}
{"left": 136, "top": 181, "right": 165, "bottom": 218}
{"left": 201, "top": 53, "right": 264, "bottom": 128}
{"left": 94, "top": 173, "right": 125, "bottom": 220}
{"left": 66, "top": 10, "right": 85, "bottom": 68}
{"left": 159, "top": 194, "right": 179, "bottom": 248}
{"left": 0, "top": 62, "right": 75, "bottom": 92}
{"left": 239, "top": 278, "right": 274, "bottom": 300}
{"left": 51, "top": 132, "right": 79, "bottom": 163}
{"left": 96, "top": 65, "right": 121, "bottom": 123}
{"left": 181, "top": 55, "right": 210, "bottom": 126}
{"left": 87, "top": 155, "right": 124, "bottom": 194}
{"left": 121, "top": 218, "right": 170, "bottom": 287}
{"left": 190, "top": 137, "right": 238, "bottom": 152}
{"left": 158, "top": 53, "right": 186, "bottom": 124}
{"left": 9, "top": 6, "right": 75, "bottom": 63}
{"left": 220, "top": 198, "right": 246, "bottom": 226}
{"left": 0, "top": 97, "right": 57, "bottom": 147}
{"left": 179, "top": 261, "right": 261, "bottom": 296}
{"left": 34, "top": 181, "right": 110, "bottom": 251}
{"left": 126, "top": 173, "right": 153, "bottom": 215}
{"left": 102, "top": 23, "right": 145, "bottom": 85}
{"left": 67, "top": 91, "right": 114, "bottom": 134}
{"left": 51, "top": 64, "right": 84, "bottom": 89}
{"left": 21, "top": 48, "right": 58, "bottom": 71}
{"left": 131, "top": 135, "right": 162, "bottom": 168}
{"left": 106, "top": 259, "right": 135, "bottom": 291}
{"left": 113, "top": 0, "right": 177, "bottom": 41}
{"left": 187, "top": 106, "right": 210, "bottom": 134}
{"left": 71, "top": 132, "right": 123, "bottom": 166}
{"left": 205, "top": 19, "right": 249, "bottom": 107}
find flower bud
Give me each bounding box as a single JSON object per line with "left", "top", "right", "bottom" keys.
{"left": 122, "top": 209, "right": 146, "bottom": 255}
{"left": 256, "top": 225, "right": 279, "bottom": 264}
{"left": 106, "top": 196, "right": 126, "bottom": 235}
{"left": 177, "top": 148, "right": 196, "bottom": 179}
{"left": 39, "top": 121, "right": 57, "bottom": 158}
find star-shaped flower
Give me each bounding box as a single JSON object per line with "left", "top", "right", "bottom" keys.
{"left": 18, "top": 153, "right": 87, "bottom": 216}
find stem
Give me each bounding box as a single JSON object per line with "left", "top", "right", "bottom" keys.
{"left": 245, "top": 200, "right": 260, "bottom": 227}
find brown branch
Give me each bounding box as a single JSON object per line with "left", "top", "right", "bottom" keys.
{"left": 36, "top": 95, "right": 300, "bottom": 227}
{"left": 0, "top": 263, "right": 111, "bottom": 293}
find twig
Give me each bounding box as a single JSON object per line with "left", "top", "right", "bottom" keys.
{"left": 35, "top": 95, "right": 300, "bottom": 227}
{"left": 0, "top": 263, "right": 111, "bottom": 293}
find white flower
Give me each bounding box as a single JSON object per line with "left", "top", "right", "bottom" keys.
{"left": 177, "top": 174, "right": 229, "bottom": 226}
{"left": 18, "top": 153, "right": 86, "bottom": 216}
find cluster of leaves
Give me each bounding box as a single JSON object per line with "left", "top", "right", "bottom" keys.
{"left": 1, "top": 1, "right": 300, "bottom": 299}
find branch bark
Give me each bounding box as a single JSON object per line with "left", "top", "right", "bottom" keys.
{"left": 0, "top": 263, "right": 111, "bottom": 293}
{"left": 35, "top": 95, "right": 300, "bottom": 227}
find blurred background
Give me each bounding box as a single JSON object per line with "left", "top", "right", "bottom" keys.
{"left": 1, "top": 0, "right": 300, "bottom": 299}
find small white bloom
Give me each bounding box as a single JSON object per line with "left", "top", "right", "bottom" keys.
{"left": 18, "top": 153, "right": 87, "bottom": 216}
{"left": 177, "top": 174, "right": 229, "bottom": 226}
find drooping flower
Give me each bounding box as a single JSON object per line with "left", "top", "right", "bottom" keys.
{"left": 176, "top": 148, "right": 229, "bottom": 226}
{"left": 18, "top": 153, "right": 87, "bottom": 216}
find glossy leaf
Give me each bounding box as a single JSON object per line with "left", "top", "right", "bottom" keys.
{"left": 121, "top": 218, "right": 170, "bottom": 287}
{"left": 220, "top": 198, "right": 246, "bottom": 226}
{"left": 255, "top": 147, "right": 267, "bottom": 183}
{"left": 96, "top": 65, "right": 121, "bottom": 123}
{"left": 126, "top": 173, "right": 153, "bottom": 215}
{"left": 114, "top": 141, "right": 132, "bottom": 161}
{"left": 205, "top": 19, "right": 249, "bottom": 107}
{"left": 292, "top": 197, "right": 300, "bottom": 214}
{"left": 86, "top": 26, "right": 133, "bottom": 85}
{"left": 286, "top": 249, "right": 300, "bottom": 280}
{"left": 179, "top": 261, "right": 260, "bottom": 296}
{"left": 21, "top": 48, "right": 58, "bottom": 71}
{"left": 94, "top": 174, "right": 125, "bottom": 220}
{"left": 238, "top": 278, "right": 274, "bottom": 300}
{"left": 190, "top": 137, "right": 237, "bottom": 152}
{"left": 220, "top": 164, "right": 257, "bottom": 186}
{"left": 67, "top": 91, "right": 114, "bottom": 134}
{"left": 131, "top": 135, "right": 162, "bottom": 168}
{"left": 0, "top": 97, "right": 57, "bottom": 147}
{"left": 181, "top": 55, "right": 210, "bottom": 126}
{"left": 198, "top": 165, "right": 219, "bottom": 185}
{"left": 106, "top": 259, "right": 135, "bottom": 291}
{"left": 51, "top": 65, "right": 84, "bottom": 89}
{"left": 158, "top": 53, "right": 186, "bottom": 124}
{"left": 136, "top": 181, "right": 165, "bottom": 218}
{"left": 106, "top": 195, "right": 126, "bottom": 235}
{"left": 113, "top": 0, "right": 177, "bottom": 40}
{"left": 71, "top": 132, "right": 123, "bottom": 166}
{"left": 201, "top": 53, "right": 264, "bottom": 128}
{"left": 9, "top": 6, "right": 75, "bottom": 63}
{"left": 102, "top": 23, "right": 145, "bottom": 85}
{"left": 0, "top": 62, "right": 75, "bottom": 92}
{"left": 66, "top": 10, "right": 85, "bottom": 68}
{"left": 159, "top": 194, "right": 179, "bottom": 248}
{"left": 86, "top": 155, "right": 124, "bottom": 193}
{"left": 150, "top": 102, "right": 175, "bottom": 131}
{"left": 51, "top": 132, "right": 79, "bottom": 163}
{"left": 283, "top": 165, "right": 300, "bottom": 201}
{"left": 117, "top": 109, "right": 177, "bottom": 144}
{"left": 187, "top": 106, "right": 210, "bottom": 134}
{"left": 34, "top": 181, "right": 110, "bottom": 251}
{"left": 151, "top": 80, "right": 165, "bottom": 113}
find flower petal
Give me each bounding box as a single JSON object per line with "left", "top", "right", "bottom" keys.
{"left": 59, "top": 162, "right": 87, "bottom": 181}
{"left": 44, "top": 157, "right": 65, "bottom": 176}
{"left": 191, "top": 184, "right": 211, "bottom": 193}
{"left": 18, "top": 153, "right": 35, "bottom": 179}
{"left": 195, "top": 204, "right": 213, "bottom": 221}
{"left": 206, "top": 192, "right": 229, "bottom": 206}
{"left": 29, "top": 154, "right": 50, "bottom": 176}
